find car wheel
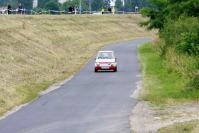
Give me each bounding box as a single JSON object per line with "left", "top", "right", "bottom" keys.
{"left": 95, "top": 69, "right": 98, "bottom": 72}
{"left": 114, "top": 67, "right": 117, "bottom": 72}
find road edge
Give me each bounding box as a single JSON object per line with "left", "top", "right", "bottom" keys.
{"left": 0, "top": 75, "right": 74, "bottom": 121}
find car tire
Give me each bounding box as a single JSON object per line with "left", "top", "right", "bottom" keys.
{"left": 114, "top": 67, "right": 117, "bottom": 72}
{"left": 95, "top": 69, "right": 98, "bottom": 72}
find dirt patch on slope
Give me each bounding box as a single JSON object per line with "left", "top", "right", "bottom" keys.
{"left": 130, "top": 81, "right": 199, "bottom": 133}
{"left": 130, "top": 101, "right": 199, "bottom": 133}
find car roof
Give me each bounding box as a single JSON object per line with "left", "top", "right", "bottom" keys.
{"left": 98, "top": 51, "right": 113, "bottom": 53}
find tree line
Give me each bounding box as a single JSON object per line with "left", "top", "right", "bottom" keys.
{"left": 0, "top": 0, "right": 33, "bottom": 9}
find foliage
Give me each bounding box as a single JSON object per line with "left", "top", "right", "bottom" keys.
{"left": 32, "top": 7, "right": 48, "bottom": 14}
{"left": 0, "top": 0, "right": 11, "bottom": 6}
{"left": 17, "top": 0, "right": 33, "bottom": 9}
{"left": 141, "top": 0, "right": 199, "bottom": 30}
{"left": 38, "top": 0, "right": 50, "bottom": 8}
{"left": 176, "top": 32, "right": 199, "bottom": 56}
{"left": 61, "top": 0, "right": 89, "bottom": 11}
{"left": 123, "top": 0, "right": 150, "bottom": 12}
{"left": 187, "top": 74, "right": 199, "bottom": 91}
{"left": 115, "top": 0, "right": 123, "bottom": 11}
{"left": 160, "top": 16, "right": 199, "bottom": 56}
{"left": 0, "top": 0, "right": 150, "bottom": 11}
{"left": 140, "top": 0, "right": 168, "bottom": 30}
{"left": 123, "top": 0, "right": 133, "bottom": 12}
{"left": 0, "top": 0, "right": 32, "bottom": 9}
{"left": 91, "top": 0, "right": 105, "bottom": 11}
{"left": 139, "top": 43, "right": 199, "bottom": 105}
{"left": 141, "top": 0, "right": 199, "bottom": 91}
{"left": 44, "top": 0, "right": 60, "bottom": 10}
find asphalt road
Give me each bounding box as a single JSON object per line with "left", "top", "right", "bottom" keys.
{"left": 0, "top": 38, "right": 152, "bottom": 133}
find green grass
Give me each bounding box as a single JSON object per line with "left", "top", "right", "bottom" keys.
{"left": 139, "top": 43, "right": 199, "bottom": 105}
{"left": 157, "top": 120, "right": 199, "bottom": 133}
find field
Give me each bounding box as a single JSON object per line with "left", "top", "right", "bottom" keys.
{"left": 0, "top": 14, "right": 154, "bottom": 116}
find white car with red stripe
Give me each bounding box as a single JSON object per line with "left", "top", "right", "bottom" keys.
{"left": 94, "top": 51, "right": 117, "bottom": 72}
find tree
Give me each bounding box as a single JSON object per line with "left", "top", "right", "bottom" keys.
{"left": 61, "top": 0, "right": 89, "bottom": 11}
{"left": 44, "top": 0, "right": 60, "bottom": 10}
{"left": 103, "top": 0, "right": 110, "bottom": 9}
{"left": 92, "top": 0, "right": 105, "bottom": 11}
{"left": 140, "top": 0, "right": 199, "bottom": 91}
{"left": 115, "top": 0, "right": 123, "bottom": 11}
{"left": 140, "top": 0, "right": 199, "bottom": 30}
{"left": 140, "top": 0, "right": 168, "bottom": 30}
{"left": 133, "top": 0, "right": 150, "bottom": 9}
{"left": 17, "top": 0, "right": 33, "bottom": 9}
{"left": 0, "top": 0, "right": 29, "bottom": 9}
{"left": 39, "top": 0, "right": 59, "bottom": 9}
{"left": 124, "top": 0, "right": 133, "bottom": 12}
{"left": 0, "top": 0, "right": 17, "bottom": 6}
{"left": 0, "top": 0, "right": 9, "bottom": 6}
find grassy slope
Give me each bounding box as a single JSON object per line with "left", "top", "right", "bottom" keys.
{"left": 157, "top": 120, "right": 199, "bottom": 133}
{"left": 138, "top": 43, "right": 199, "bottom": 105}
{"left": 0, "top": 15, "right": 154, "bottom": 115}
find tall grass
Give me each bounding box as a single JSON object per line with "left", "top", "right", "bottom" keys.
{"left": 139, "top": 43, "right": 199, "bottom": 105}
{"left": 157, "top": 120, "right": 199, "bottom": 133}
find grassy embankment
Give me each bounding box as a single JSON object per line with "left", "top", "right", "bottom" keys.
{"left": 139, "top": 0, "right": 199, "bottom": 131}
{"left": 139, "top": 43, "right": 199, "bottom": 105}
{"left": 139, "top": 42, "right": 199, "bottom": 132}
{"left": 157, "top": 120, "right": 199, "bottom": 133}
{"left": 0, "top": 15, "right": 154, "bottom": 116}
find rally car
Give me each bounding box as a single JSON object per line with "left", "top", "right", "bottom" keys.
{"left": 94, "top": 51, "right": 117, "bottom": 72}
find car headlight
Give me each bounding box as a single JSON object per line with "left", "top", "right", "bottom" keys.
{"left": 111, "top": 63, "right": 117, "bottom": 66}
{"left": 95, "top": 62, "right": 100, "bottom": 66}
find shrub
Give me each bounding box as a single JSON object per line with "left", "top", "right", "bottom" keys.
{"left": 165, "top": 47, "right": 198, "bottom": 77}
{"left": 176, "top": 32, "right": 199, "bottom": 56}
{"left": 186, "top": 73, "right": 199, "bottom": 91}
{"left": 160, "top": 16, "right": 199, "bottom": 56}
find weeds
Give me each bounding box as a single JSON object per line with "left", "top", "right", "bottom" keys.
{"left": 139, "top": 43, "right": 199, "bottom": 105}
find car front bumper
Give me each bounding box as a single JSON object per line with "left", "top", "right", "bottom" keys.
{"left": 95, "top": 65, "right": 117, "bottom": 71}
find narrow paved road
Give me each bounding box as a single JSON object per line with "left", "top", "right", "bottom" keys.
{"left": 0, "top": 38, "right": 151, "bottom": 133}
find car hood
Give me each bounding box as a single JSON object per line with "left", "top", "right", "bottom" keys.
{"left": 95, "top": 59, "right": 116, "bottom": 63}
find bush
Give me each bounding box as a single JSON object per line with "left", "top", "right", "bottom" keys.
{"left": 160, "top": 16, "right": 199, "bottom": 56}
{"left": 165, "top": 47, "right": 198, "bottom": 77}
{"left": 157, "top": 16, "right": 199, "bottom": 90}
{"left": 44, "top": 1, "right": 60, "bottom": 11}
{"left": 187, "top": 73, "right": 199, "bottom": 90}
{"left": 141, "top": 0, "right": 199, "bottom": 95}
{"left": 176, "top": 32, "right": 199, "bottom": 56}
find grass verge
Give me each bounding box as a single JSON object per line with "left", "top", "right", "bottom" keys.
{"left": 0, "top": 15, "right": 154, "bottom": 116}
{"left": 138, "top": 43, "right": 199, "bottom": 105}
{"left": 157, "top": 120, "right": 199, "bottom": 133}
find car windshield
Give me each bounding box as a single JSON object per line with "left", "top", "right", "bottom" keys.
{"left": 97, "top": 52, "right": 114, "bottom": 59}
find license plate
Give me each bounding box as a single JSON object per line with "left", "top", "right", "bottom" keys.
{"left": 101, "top": 66, "right": 109, "bottom": 69}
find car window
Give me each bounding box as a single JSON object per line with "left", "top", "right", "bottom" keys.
{"left": 97, "top": 52, "right": 114, "bottom": 59}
